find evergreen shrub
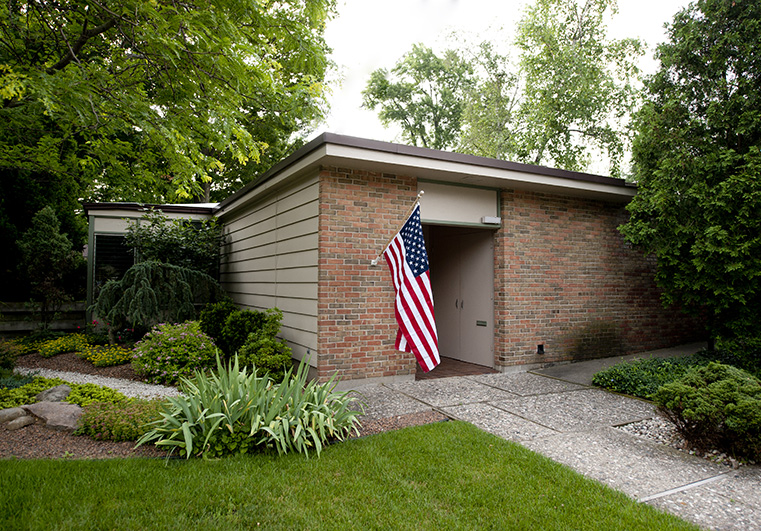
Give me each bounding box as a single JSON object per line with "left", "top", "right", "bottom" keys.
{"left": 220, "top": 308, "right": 264, "bottom": 355}
{"left": 199, "top": 300, "right": 238, "bottom": 349}
{"left": 238, "top": 308, "right": 292, "bottom": 383}
{"left": 132, "top": 321, "right": 217, "bottom": 385}
{"left": 653, "top": 362, "right": 761, "bottom": 460}
{"left": 0, "top": 339, "right": 21, "bottom": 370}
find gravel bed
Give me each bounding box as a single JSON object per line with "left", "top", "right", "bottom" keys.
{"left": 616, "top": 416, "right": 748, "bottom": 469}
{"left": 14, "top": 367, "right": 182, "bottom": 400}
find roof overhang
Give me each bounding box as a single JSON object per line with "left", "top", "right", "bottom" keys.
{"left": 217, "top": 133, "right": 638, "bottom": 216}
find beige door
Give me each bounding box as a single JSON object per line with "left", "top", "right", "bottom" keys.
{"left": 429, "top": 227, "right": 494, "bottom": 367}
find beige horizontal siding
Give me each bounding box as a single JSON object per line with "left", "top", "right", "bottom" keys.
{"left": 218, "top": 174, "right": 319, "bottom": 365}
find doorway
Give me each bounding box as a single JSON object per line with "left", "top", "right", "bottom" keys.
{"left": 425, "top": 225, "right": 495, "bottom": 368}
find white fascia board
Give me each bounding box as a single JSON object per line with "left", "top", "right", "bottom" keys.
{"left": 322, "top": 144, "right": 636, "bottom": 203}
{"left": 215, "top": 146, "right": 327, "bottom": 219}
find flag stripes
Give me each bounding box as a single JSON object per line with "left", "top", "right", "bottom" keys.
{"left": 382, "top": 205, "right": 440, "bottom": 372}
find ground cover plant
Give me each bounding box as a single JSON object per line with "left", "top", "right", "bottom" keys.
{"left": 131, "top": 321, "right": 217, "bottom": 385}
{"left": 0, "top": 376, "right": 127, "bottom": 409}
{"left": 592, "top": 349, "right": 761, "bottom": 399}
{"left": 137, "top": 356, "right": 360, "bottom": 458}
{"left": 76, "top": 344, "right": 133, "bottom": 367}
{"left": 0, "top": 421, "right": 698, "bottom": 530}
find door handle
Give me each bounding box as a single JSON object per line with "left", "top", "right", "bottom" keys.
{"left": 455, "top": 299, "right": 459, "bottom": 309}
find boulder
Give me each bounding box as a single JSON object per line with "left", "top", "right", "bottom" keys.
{"left": 23, "top": 402, "right": 83, "bottom": 431}
{"left": 35, "top": 384, "right": 71, "bottom": 403}
{"left": 7, "top": 415, "right": 36, "bottom": 430}
{"left": 0, "top": 407, "right": 26, "bottom": 423}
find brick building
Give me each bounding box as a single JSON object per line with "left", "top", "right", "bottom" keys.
{"left": 86, "top": 133, "right": 702, "bottom": 384}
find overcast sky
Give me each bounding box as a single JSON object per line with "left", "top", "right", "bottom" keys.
{"left": 317, "top": 0, "right": 691, "bottom": 143}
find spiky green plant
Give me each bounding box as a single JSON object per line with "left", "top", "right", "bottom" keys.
{"left": 136, "top": 355, "right": 362, "bottom": 459}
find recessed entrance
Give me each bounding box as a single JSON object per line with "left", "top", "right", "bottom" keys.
{"left": 425, "top": 225, "right": 495, "bottom": 371}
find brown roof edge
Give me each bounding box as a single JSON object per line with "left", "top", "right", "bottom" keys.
{"left": 83, "top": 202, "right": 217, "bottom": 216}
{"left": 217, "top": 132, "right": 636, "bottom": 211}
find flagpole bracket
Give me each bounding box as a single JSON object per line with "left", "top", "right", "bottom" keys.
{"left": 370, "top": 259, "right": 379, "bottom": 267}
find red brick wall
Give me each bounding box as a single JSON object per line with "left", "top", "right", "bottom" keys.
{"left": 494, "top": 189, "right": 703, "bottom": 369}
{"left": 317, "top": 166, "right": 418, "bottom": 381}
{"left": 316, "top": 168, "right": 703, "bottom": 381}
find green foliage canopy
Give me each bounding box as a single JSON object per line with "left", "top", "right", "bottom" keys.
{"left": 16, "top": 206, "right": 85, "bottom": 322}
{"left": 511, "top": 0, "right": 643, "bottom": 176}
{"left": 362, "top": 44, "right": 474, "bottom": 150}
{"left": 125, "top": 209, "right": 224, "bottom": 277}
{"left": 619, "top": 0, "right": 761, "bottom": 342}
{"left": 362, "top": 0, "right": 643, "bottom": 178}
{"left": 0, "top": 0, "right": 336, "bottom": 201}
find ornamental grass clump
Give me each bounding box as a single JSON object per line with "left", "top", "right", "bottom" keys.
{"left": 132, "top": 321, "right": 217, "bottom": 385}
{"left": 136, "top": 355, "right": 363, "bottom": 459}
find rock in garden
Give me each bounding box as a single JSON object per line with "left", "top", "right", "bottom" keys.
{"left": 0, "top": 407, "right": 27, "bottom": 423}
{"left": 35, "top": 384, "right": 71, "bottom": 402}
{"left": 22, "top": 402, "right": 82, "bottom": 431}
{"left": 7, "top": 415, "right": 36, "bottom": 430}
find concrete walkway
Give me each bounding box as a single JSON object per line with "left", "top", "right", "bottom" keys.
{"left": 350, "top": 344, "right": 761, "bottom": 531}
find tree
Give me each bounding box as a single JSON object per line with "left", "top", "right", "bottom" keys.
{"left": 511, "top": 0, "right": 644, "bottom": 176}
{"left": 458, "top": 42, "right": 522, "bottom": 160}
{"left": 362, "top": 44, "right": 473, "bottom": 150}
{"left": 362, "top": 1, "right": 642, "bottom": 176}
{"left": 125, "top": 210, "right": 225, "bottom": 277}
{"left": 620, "top": 0, "right": 761, "bottom": 343}
{"left": 0, "top": 0, "right": 335, "bottom": 201}
{"left": 17, "top": 206, "right": 84, "bottom": 327}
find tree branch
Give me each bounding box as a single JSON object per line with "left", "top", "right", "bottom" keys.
{"left": 47, "top": 18, "right": 118, "bottom": 73}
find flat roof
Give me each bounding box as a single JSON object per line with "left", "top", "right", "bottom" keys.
{"left": 217, "top": 133, "right": 636, "bottom": 213}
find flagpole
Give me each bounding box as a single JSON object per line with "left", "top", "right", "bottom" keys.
{"left": 370, "top": 190, "right": 424, "bottom": 267}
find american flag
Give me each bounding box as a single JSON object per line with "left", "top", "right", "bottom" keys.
{"left": 383, "top": 205, "right": 440, "bottom": 372}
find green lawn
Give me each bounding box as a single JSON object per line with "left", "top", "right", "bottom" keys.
{"left": 1, "top": 421, "right": 698, "bottom": 530}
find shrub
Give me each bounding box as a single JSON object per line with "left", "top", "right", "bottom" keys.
{"left": 76, "top": 399, "right": 164, "bottom": 441}
{"left": 238, "top": 336, "right": 292, "bottom": 384}
{"left": 37, "top": 334, "right": 90, "bottom": 358}
{"left": 132, "top": 321, "right": 217, "bottom": 385}
{"left": 77, "top": 344, "right": 133, "bottom": 367}
{"left": 238, "top": 309, "right": 292, "bottom": 383}
{"left": 199, "top": 300, "right": 238, "bottom": 348}
{"left": 0, "top": 339, "right": 21, "bottom": 370}
{"left": 16, "top": 206, "right": 84, "bottom": 328}
{"left": 220, "top": 308, "right": 264, "bottom": 356}
{"left": 653, "top": 362, "right": 761, "bottom": 461}
{"left": 92, "top": 261, "right": 227, "bottom": 340}
{"left": 137, "top": 355, "right": 362, "bottom": 459}
{"left": 125, "top": 209, "right": 225, "bottom": 277}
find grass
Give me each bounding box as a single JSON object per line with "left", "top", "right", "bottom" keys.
{"left": 0, "top": 421, "right": 697, "bottom": 530}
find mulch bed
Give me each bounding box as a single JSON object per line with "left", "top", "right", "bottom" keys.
{"left": 2, "top": 354, "right": 446, "bottom": 460}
